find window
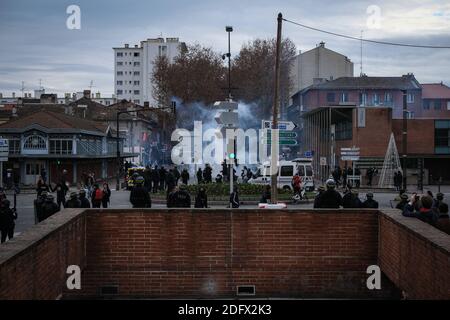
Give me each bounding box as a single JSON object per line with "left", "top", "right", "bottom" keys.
{"left": 297, "top": 166, "right": 305, "bottom": 176}
{"left": 372, "top": 93, "right": 379, "bottom": 105}
{"left": 117, "top": 90, "right": 123, "bottom": 95}
{"left": 23, "top": 135, "right": 46, "bottom": 150}
{"left": 133, "top": 90, "right": 140, "bottom": 95}
{"left": 134, "top": 81, "right": 140, "bottom": 85}
{"left": 340, "top": 92, "right": 348, "bottom": 103}
{"left": 49, "top": 139, "right": 73, "bottom": 155}
{"left": 359, "top": 93, "right": 367, "bottom": 106}
{"left": 280, "top": 166, "right": 293, "bottom": 177}
{"left": 26, "top": 163, "right": 41, "bottom": 175}
{"left": 117, "top": 61, "right": 123, "bottom": 66}
{"left": 8, "top": 139, "right": 20, "bottom": 154}
{"left": 447, "top": 101, "right": 450, "bottom": 111}
{"left": 134, "top": 62, "right": 140, "bottom": 66}
{"left": 116, "top": 52, "right": 123, "bottom": 57}
{"left": 434, "top": 99, "right": 442, "bottom": 110}
{"left": 385, "top": 92, "right": 393, "bottom": 103}
{"left": 435, "top": 120, "right": 450, "bottom": 154}
{"left": 117, "top": 71, "right": 123, "bottom": 76}
{"left": 105, "top": 101, "right": 110, "bottom": 106}
{"left": 133, "top": 99, "right": 140, "bottom": 104}
{"left": 116, "top": 81, "right": 123, "bottom": 85}
{"left": 326, "top": 92, "right": 335, "bottom": 103}
{"left": 133, "top": 71, "right": 140, "bottom": 76}
{"left": 335, "top": 121, "right": 352, "bottom": 140}
{"left": 134, "top": 52, "right": 140, "bottom": 57}
{"left": 423, "top": 99, "right": 431, "bottom": 110}
{"left": 158, "top": 45, "right": 167, "bottom": 56}
{"left": 407, "top": 93, "right": 415, "bottom": 103}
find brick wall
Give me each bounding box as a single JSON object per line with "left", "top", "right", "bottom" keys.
{"left": 76, "top": 209, "right": 397, "bottom": 299}
{"left": 0, "top": 209, "right": 85, "bottom": 299}
{"left": 1, "top": 208, "right": 448, "bottom": 300}
{"left": 392, "top": 119, "right": 435, "bottom": 155}
{"left": 379, "top": 210, "right": 450, "bottom": 299}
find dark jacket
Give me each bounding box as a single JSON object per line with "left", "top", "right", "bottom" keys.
{"left": 166, "top": 172, "right": 176, "bottom": 192}
{"left": 362, "top": 199, "right": 379, "bottom": 209}
{"left": 79, "top": 196, "right": 91, "bottom": 208}
{"left": 130, "top": 186, "right": 151, "bottom": 208}
{"left": 260, "top": 191, "right": 271, "bottom": 204}
{"left": 65, "top": 198, "right": 81, "bottom": 208}
{"left": 0, "top": 208, "right": 17, "bottom": 230}
{"left": 42, "top": 201, "right": 59, "bottom": 220}
{"left": 402, "top": 204, "right": 439, "bottom": 225}
{"left": 173, "top": 190, "right": 191, "bottom": 208}
{"left": 342, "top": 193, "right": 362, "bottom": 208}
{"left": 35, "top": 197, "right": 46, "bottom": 222}
{"left": 181, "top": 170, "right": 190, "bottom": 184}
{"left": 230, "top": 191, "right": 240, "bottom": 208}
{"left": 194, "top": 192, "right": 208, "bottom": 208}
{"left": 316, "top": 189, "right": 342, "bottom": 208}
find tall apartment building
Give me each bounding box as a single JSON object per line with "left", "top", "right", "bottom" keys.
{"left": 113, "top": 38, "right": 186, "bottom": 106}
{"left": 289, "top": 42, "right": 354, "bottom": 99}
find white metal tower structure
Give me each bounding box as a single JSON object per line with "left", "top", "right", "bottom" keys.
{"left": 378, "top": 133, "right": 402, "bottom": 188}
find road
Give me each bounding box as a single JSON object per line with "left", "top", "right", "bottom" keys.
{"left": 9, "top": 187, "right": 450, "bottom": 236}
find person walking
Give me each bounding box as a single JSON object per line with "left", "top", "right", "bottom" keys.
{"left": 159, "top": 166, "right": 167, "bottom": 191}
{"left": 0, "top": 199, "right": 17, "bottom": 243}
{"left": 51, "top": 182, "right": 67, "bottom": 210}
{"left": 194, "top": 187, "right": 208, "bottom": 208}
{"left": 101, "top": 183, "right": 111, "bottom": 208}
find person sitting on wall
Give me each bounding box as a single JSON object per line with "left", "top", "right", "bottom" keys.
{"left": 402, "top": 194, "right": 439, "bottom": 226}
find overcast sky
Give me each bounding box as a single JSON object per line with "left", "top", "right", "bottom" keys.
{"left": 0, "top": 0, "right": 449, "bottom": 97}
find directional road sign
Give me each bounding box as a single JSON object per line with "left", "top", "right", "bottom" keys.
{"left": 262, "top": 120, "right": 297, "bottom": 131}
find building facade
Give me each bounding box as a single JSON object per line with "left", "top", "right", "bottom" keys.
{"left": 0, "top": 110, "right": 134, "bottom": 186}
{"left": 289, "top": 42, "right": 354, "bottom": 99}
{"left": 113, "top": 38, "right": 186, "bottom": 106}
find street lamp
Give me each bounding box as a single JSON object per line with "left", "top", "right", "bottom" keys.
{"left": 225, "top": 26, "right": 233, "bottom": 100}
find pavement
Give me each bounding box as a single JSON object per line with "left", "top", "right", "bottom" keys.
{"left": 6, "top": 185, "right": 450, "bottom": 238}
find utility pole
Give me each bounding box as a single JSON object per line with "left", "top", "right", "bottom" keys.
{"left": 271, "top": 13, "right": 283, "bottom": 203}
{"left": 225, "top": 26, "right": 234, "bottom": 200}
{"left": 402, "top": 90, "right": 408, "bottom": 190}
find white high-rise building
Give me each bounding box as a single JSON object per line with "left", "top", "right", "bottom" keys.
{"left": 113, "top": 37, "right": 186, "bottom": 106}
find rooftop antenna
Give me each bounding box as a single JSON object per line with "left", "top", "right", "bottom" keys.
{"left": 360, "top": 30, "right": 363, "bottom": 76}
{"left": 20, "top": 81, "right": 26, "bottom": 98}
{"left": 39, "top": 78, "right": 43, "bottom": 90}
{"left": 89, "top": 80, "right": 95, "bottom": 90}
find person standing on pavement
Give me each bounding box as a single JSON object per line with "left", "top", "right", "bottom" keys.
{"left": 130, "top": 176, "right": 151, "bottom": 208}
{"left": 41, "top": 195, "right": 59, "bottom": 221}
{"left": 159, "top": 166, "right": 167, "bottom": 191}
{"left": 181, "top": 169, "right": 190, "bottom": 185}
{"left": 362, "top": 193, "right": 379, "bottom": 208}
{"left": 101, "top": 183, "right": 111, "bottom": 208}
{"left": 151, "top": 166, "right": 160, "bottom": 193}
{"left": 197, "top": 168, "right": 203, "bottom": 184}
{"left": 91, "top": 184, "right": 103, "bottom": 208}
{"left": 260, "top": 185, "right": 271, "bottom": 204}
{"left": 172, "top": 184, "right": 191, "bottom": 208}
{"left": 0, "top": 199, "right": 17, "bottom": 243}
{"left": 173, "top": 166, "right": 181, "bottom": 186}
{"left": 230, "top": 186, "right": 240, "bottom": 208}
{"left": 65, "top": 191, "right": 81, "bottom": 208}
{"left": 78, "top": 189, "right": 91, "bottom": 208}
{"left": 194, "top": 187, "right": 208, "bottom": 208}
{"left": 35, "top": 191, "right": 47, "bottom": 222}
{"left": 51, "top": 182, "right": 67, "bottom": 210}
{"left": 315, "top": 179, "right": 342, "bottom": 209}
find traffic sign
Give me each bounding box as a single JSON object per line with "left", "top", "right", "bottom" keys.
{"left": 304, "top": 151, "right": 313, "bottom": 158}
{"left": 267, "top": 131, "right": 297, "bottom": 138}
{"left": 262, "top": 120, "right": 297, "bottom": 131}
{"left": 214, "top": 111, "right": 239, "bottom": 126}
{"left": 340, "top": 147, "right": 360, "bottom": 160}
{"left": 213, "top": 101, "right": 238, "bottom": 110}
{"left": 266, "top": 139, "right": 297, "bottom": 146}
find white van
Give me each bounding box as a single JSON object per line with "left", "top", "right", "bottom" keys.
{"left": 249, "top": 158, "right": 314, "bottom": 191}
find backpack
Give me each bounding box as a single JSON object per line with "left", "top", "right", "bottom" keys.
{"left": 94, "top": 189, "right": 104, "bottom": 201}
